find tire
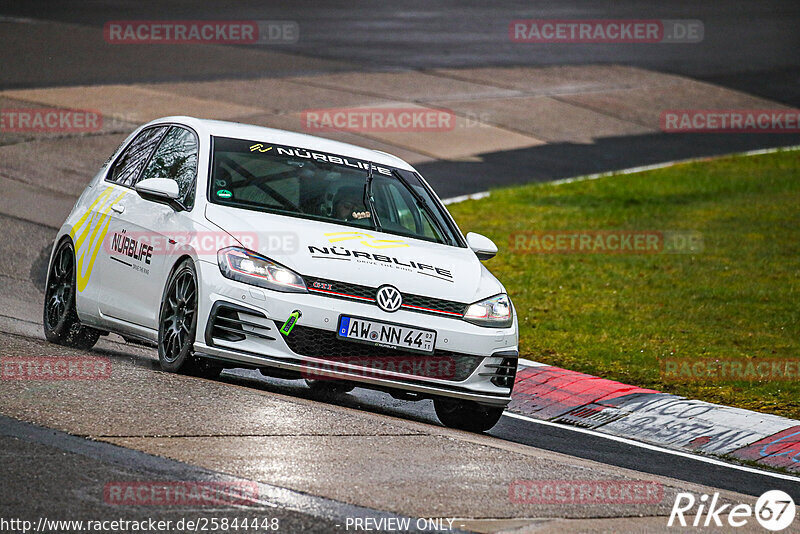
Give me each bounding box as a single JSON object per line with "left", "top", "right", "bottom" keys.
{"left": 157, "top": 258, "right": 221, "bottom": 379}
{"left": 305, "top": 378, "right": 355, "bottom": 395}
{"left": 433, "top": 398, "right": 504, "bottom": 432}
{"left": 43, "top": 240, "right": 101, "bottom": 350}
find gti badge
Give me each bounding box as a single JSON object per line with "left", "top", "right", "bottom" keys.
{"left": 376, "top": 285, "right": 402, "bottom": 312}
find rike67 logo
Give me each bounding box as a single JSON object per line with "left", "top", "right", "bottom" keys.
{"left": 668, "top": 490, "right": 796, "bottom": 531}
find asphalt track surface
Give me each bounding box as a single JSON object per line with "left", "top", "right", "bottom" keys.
{"left": 2, "top": 1, "right": 800, "bottom": 197}
{"left": 231, "top": 371, "right": 800, "bottom": 499}
{"left": 2, "top": 0, "right": 800, "bottom": 100}
{"left": 1, "top": 1, "right": 800, "bottom": 531}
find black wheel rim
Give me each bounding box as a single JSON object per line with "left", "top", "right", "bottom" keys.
{"left": 161, "top": 269, "right": 196, "bottom": 363}
{"left": 45, "top": 244, "right": 74, "bottom": 329}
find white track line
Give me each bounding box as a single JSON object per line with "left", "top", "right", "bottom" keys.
{"left": 517, "top": 358, "right": 547, "bottom": 367}
{"left": 440, "top": 144, "right": 800, "bottom": 205}
{"left": 441, "top": 191, "right": 490, "bottom": 205}
{"left": 503, "top": 411, "right": 800, "bottom": 483}
{"left": 547, "top": 145, "right": 800, "bottom": 187}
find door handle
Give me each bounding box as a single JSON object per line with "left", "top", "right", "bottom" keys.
{"left": 110, "top": 203, "right": 125, "bottom": 214}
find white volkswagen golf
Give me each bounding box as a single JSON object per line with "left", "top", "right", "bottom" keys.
{"left": 43, "top": 117, "right": 518, "bottom": 431}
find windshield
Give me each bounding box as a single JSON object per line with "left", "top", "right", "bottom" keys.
{"left": 209, "top": 137, "right": 463, "bottom": 246}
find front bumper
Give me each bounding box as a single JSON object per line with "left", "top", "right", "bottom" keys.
{"left": 193, "top": 260, "right": 519, "bottom": 406}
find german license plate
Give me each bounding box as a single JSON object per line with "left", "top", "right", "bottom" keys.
{"left": 337, "top": 315, "right": 436, "bottom": 355}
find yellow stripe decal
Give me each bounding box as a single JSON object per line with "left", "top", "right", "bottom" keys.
{"left": 71, "top": 187, "right": 126, "bottom": 293}
{"left": 71, "top": 186, "right": 113, "bottom": 247}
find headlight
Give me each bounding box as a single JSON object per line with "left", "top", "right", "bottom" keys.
{"left": 218, "top": 247, "right": 307, "bottom": 293}
{"left": 463, "top": 293, "right": 513, "bottom": 327}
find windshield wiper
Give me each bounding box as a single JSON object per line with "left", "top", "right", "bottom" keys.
{"left": 364, "top": 163, "right": 383, "bottom": 232}
{"left": 391, "top": 170, "right": 452, "bottom": 246}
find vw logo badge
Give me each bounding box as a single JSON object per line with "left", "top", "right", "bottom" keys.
{"left": 375, "top": 285, "right": 402, "bottom": 312}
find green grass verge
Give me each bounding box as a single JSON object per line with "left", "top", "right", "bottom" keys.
{"left": 448, "top": 149, "right": 800, "bottom": 419}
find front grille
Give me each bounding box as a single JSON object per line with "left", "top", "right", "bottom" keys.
{"left": 305, "top": 277, "right": 375, "bottom": 301}
{"left": 402, "top": 294, "right": 465, "bottom": 315}
{"left": 304, "top": 276, "right": 467, "bottom": 318}
{"left": 278, "top": 323, "right": 483, "bottom": 382}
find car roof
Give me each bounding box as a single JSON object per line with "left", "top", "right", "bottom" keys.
{"left": 146, "top": 116, "right": 416, "bottom": 171}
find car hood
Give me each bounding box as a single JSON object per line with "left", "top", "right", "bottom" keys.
{"left": 205, "top": 203, "right": 498, "bottom": 302}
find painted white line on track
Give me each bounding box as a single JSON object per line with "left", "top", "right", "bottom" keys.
{"left": 441, "top": 144, "right": 800, "bottom": 205}
{"left": 502, "top": 411, "right": 800, "bottom": 483}
{"left": 0, "top": 16, "right": 38, "bottom": 23}
{"left": 549, "top": 144, "right": 800, "bottom": 187}
{"left": 441, "top": 191, "right": 490, "bottom": 205}
{"left": 517, "top": 358, "right": 547, "bottom": 367}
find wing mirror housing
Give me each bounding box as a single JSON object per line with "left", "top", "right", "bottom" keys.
{"left": 466, "top": 232, "right": 498, "bottom": 260}
{"left": 135, "top": 178, "right": 183, "bottom": 210}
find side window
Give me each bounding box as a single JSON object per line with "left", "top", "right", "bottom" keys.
{"left": 107, "top": 127, "right": 169, "bottom": 187}
{"left": 139, "top": 126, "right": 199, "bottom": 209}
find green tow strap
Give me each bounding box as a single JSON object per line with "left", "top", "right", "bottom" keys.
{"left": 279, "top": 310, "right": 302, "bottom": 336}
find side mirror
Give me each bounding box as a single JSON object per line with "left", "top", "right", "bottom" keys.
{"left": 466, "top": 232, "right": 498, "bottom": 261}
{"left": 135, "top": 178, "right": 182, "bottom": 210}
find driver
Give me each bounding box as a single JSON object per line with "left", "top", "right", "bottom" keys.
{"left": 332, "top": 186, "right": 371, "bottom": 221}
